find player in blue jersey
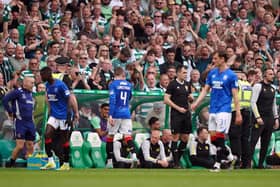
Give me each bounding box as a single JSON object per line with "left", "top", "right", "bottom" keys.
{"left": 39, "top": 67, "right": 79, "bottom": 171}
{"left": 191, "top": 51, "right": 242, "bottom": 171}
{"left": 106, "top": 67, "right": 138, "bottom": 168}
{"left": 2, "top": 76, "right": 35, "bottom": 167}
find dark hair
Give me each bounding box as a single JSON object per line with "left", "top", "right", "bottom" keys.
{"left": 100, "top": 103, "right": 109, "bottom": 108}
{"left": 213, "top": 50, "right": 228, "bottom": 62}
{"left": 40, "top": 66, "right": 52, "bottom": 77}
{"left": 197, "top": 126, "right": 208, "bottom": 135}
{"left": 120, "top": 47, "right": 131, "bottom": 58}
{"left": 176, "top": 64, "right": 188, "bottom": 73}
{"left": 148, "top": 117, "right": 159, "bottom": 126}
{"left": 165, "top": 47, "right": 176, "bottom": 54}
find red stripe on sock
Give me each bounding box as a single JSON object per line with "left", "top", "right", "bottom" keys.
{"left": 210, "top": 135, "right": 217, "bottom": 142}
{"left": 216, "top": 132, "right": 225, "bottom": 139}
{"left": 62, "top": 142, "right": 70, "bottom": 148}
{"left": 124, "top": 136, "right": 132, "bottom": 143}
{"left": 45, "top": 138, "right": 52, "bottom": 144}
{"left": 107, "top": 137, "right": 114, "bottom": 143}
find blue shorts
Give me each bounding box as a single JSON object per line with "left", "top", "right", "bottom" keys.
{"left": 15, "top": 119, "right": 36, "bottom": 141}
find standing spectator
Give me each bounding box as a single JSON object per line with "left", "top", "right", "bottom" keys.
{"left": 106, "top": 67, "right": 138, "bottom": 168}
{"left": 70, "top": 67, "right": 91, "bottom": 90}
{"left": 195, "top": 46, "right": 212, "bottom": 74}
{"left": 166, "top": 65, "right": 176, "bottom": 81}
{"left": 9, "top": 45, "right": 28, "bottom": 72}
{"left": 112, "top": 47, "right": 132, "bottom": 70}
{"left": 0, "top": 49, "right": 14, "bottom": 85}
{"left": 0, "top": 72, "right": 9, "bottom": 99}
{"left": 156, "top": 73, "right": 170, "bottom": 92}
{"left": 3, "top": 76, "right": 35, "bottom": 167}
{"left": 250, "top": 68, "right": 279, "bottom": 169}
{"left": 138, "top": 130, "right": 169, "bottom": 168}
{"left": 159, "top": 48, "right": 180, "bottom": 74}
{"left": 164, "top": 64, "right": 193, "bottom": 168}
{"left": 39, "top": 67, "right": 79, "bottom": 171}
{"left": 192, "top": 51, "right": 242, "bottom": 171}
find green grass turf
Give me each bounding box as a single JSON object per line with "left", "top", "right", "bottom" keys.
{"left": 0, "top": 169, "right": 279, "bottom": 187}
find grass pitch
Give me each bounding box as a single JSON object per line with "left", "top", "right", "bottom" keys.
{"left": 0, "top": 169, "right": 279, "bottom": 187}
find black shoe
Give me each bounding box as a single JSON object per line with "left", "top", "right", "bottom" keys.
{"left": 257, "top": 165, "right": 265, "bottom": 169}
{"left": 6, "top": 161, "right": 16, "bottom": 168}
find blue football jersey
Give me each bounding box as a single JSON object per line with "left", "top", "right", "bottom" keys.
{"left": 206, "top": 68, "right": 238, "bottom": 113}
{"left": 46, "top": 79, "right": 70, "bottom": 119}
{"left": 109, "top": 80, "right": 132, "bottom": 119}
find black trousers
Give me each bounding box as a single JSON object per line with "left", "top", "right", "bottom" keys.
{"left": 250, "top": 115, "right": 274, "bottom": 168}
{"left": 190, "top": 156, "right": 215, "bottom": 169}
{"left": 113, "top": 161, "right": 131, "bottom": 168}
{"left": 141, "top": 161, "right": 163, "bottom": 168}
{"left": 229, "top": 109, "right": 251, "bottom": 167}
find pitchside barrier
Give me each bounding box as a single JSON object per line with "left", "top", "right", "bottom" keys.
{"left": 0, "top": 90, "right": 280, "bottom": 168}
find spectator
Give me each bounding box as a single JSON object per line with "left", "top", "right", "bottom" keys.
{"left": 138, "top": 130, "right": 169, "bottom": 168}
{"left": 90, "top": 103, "right": 109, "bottom": 142}
{"left": 0, "top": 49, "right": 14, "bottom": 85}
{"left": 189, "top": 127, "right": 216, "bottom": 169}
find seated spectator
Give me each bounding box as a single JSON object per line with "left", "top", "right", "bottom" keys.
{"left": 78, "top": 103, "right": 94, "bottom": 131}
{"left": 147, "top": 117, "right": 161, "bottom": 131}
{"left": 145, "top": 103, "right": 165, "bottom": 129}
{"left": 90, "top": 103, "right": 109, "bottom": 142}
{"left": 161, "top": 129, "right": 174, "bottom": 167}
{"left": 189, "top": 127, "right": 216, "bottom": 169}
{"left": 138, "top": 130, "right": 169, "bottom": 168}
{"left": 1, "top": 119, "right": 14, "bottom": 140}
{"left": 113, "top": 134, "right": 137, "bottom": 168}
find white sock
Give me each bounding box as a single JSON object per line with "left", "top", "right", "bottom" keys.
{"left": 107, "top": 159, "right": 112, "bottom": 164}
{"left": 48, "top": 157, "right": 54, "bottom": 163}
{"left": 63, "top": 162, "right": 69, "bottom": 166}
{"left": 214, "top": 162, "right": 221, "bottom": 169}
{"left": 132, "top": 153, "right": 137, "bottom": 160}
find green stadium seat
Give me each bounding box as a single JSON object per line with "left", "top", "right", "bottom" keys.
{"left": 86, "top": 132, "right": 106, "bottom": 168}
{"left": 134, "top": 133, "right": 150, "bottom": 153}
{"left": 0, "top": 140, "right": 15, "bottom": 165}
{"left": 70, "top": 131, "right": 87, "bottom": 168}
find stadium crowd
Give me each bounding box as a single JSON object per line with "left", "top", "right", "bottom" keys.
{"left": 1, "top": 0, "right": 280, "bottom": 170}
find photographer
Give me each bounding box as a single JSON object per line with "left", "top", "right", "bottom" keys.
{"left": 70, "top": 67, "right": 90, "bottom": 90}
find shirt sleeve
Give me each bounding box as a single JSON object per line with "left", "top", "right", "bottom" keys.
{"left": 60, "top": 81, "right": 70, "bottom": 98}
{"left": 90, "top": 116, "right": 101, "bottom": 129}
{"left": 165, "top": 81, "right": 173, "bottom": 95}
{"left": 205, "top": 70, "right": 212, "bottom": 86}
{"left": 109, "top": 83, "right": 116, "bottom": 116}
{"left": 2, "top": 89, "right": 19, "bottom": 114}
{"left": 113, "top": 141, "right": 133, "bottom": 163}
{"left": 141, "top": 140, "right": 157, "bottom": 163}
{"left": 159, "top": 141, "right": 167, "bottom": 161}
{"left": 230, "top": 72, "right": 238, "bottom": 89}
{"left": 189, "top": 140, "right": 198, "bottom": 156}
{"left": 251, "top": 83, "right": 262, "bottom": 118}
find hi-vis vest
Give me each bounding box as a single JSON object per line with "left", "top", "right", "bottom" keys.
{"left": 232, "top": 80, "right": 252, "bottom": 111}
{"left": 52, "top": 72, "right": 64, "bottom": 80}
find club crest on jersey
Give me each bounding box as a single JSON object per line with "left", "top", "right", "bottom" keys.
{"left": 223, "top": 75, "right": 228, "bottom": 80}
{"left": 185, "top": 86, "right": 189, "bottom": 92}
{"left": 22, "top": 94, "right": 26, "bottom": 99}
{"left": 54, "top": 88, "right": 58, "bottom": 92}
